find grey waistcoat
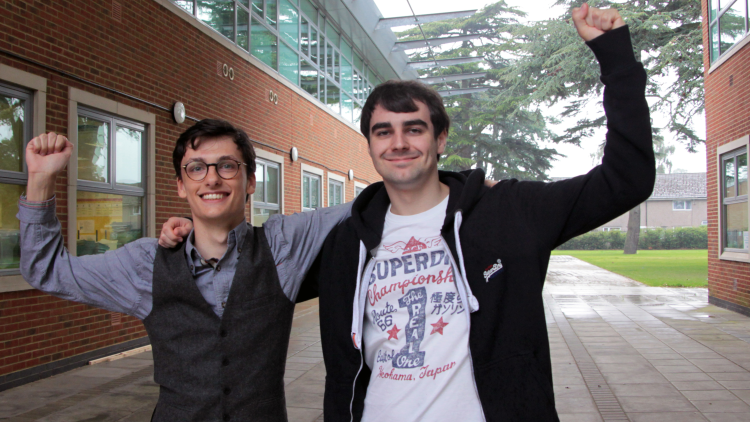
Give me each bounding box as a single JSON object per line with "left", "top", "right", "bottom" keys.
{"left": 144, "top": 225, "right": 295, "bottom": 422}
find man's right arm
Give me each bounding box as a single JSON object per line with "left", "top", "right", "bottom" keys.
{"left": 19, "top": 133, "right": 155, "bottom": 319}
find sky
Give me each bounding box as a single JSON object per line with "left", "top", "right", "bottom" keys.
{"left": 374, "top": 0, "right": 708, "bottom": 178}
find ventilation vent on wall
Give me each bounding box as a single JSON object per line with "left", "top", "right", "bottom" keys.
{"left": 112, "top": 1, "right": 122, "bottom": 22}
{"left": 111, "top": 312, "right": 122, "bottom": 326}
{"left": 217, "top": 61, "right": 224, "bottom": 77}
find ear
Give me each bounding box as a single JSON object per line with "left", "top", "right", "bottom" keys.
{"left": 246, "top": 172, "right": 256, "bottom": 197}
{"left": 436, "top": 129, "right": 448, "bottom": 155}
{"left": 177, "top": 177, "right": 187, "bottom": 199}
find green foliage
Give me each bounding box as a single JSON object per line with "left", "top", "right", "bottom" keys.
{"left": 557, "top": 226, "right": 707, "bottom": 250}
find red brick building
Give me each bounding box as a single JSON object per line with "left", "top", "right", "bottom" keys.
{"left": 704, "top": 0, "right": 750, "bottom": 316}
{"left": 0, "top": 0, "right": 429, "bottom": 390}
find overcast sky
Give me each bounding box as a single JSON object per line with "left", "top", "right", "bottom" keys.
{"left": 374, "top": 0, "right": 707, "bottom": 178}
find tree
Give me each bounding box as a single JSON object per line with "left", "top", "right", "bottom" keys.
{"left": 396, "top": 2, "right": 565, "bottom": 180}
{"left": 503, "top": 0, "right": 704, "bottom": 253}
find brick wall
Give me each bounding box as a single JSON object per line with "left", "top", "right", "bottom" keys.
{"left": 703, "top": 0, "right": 750, "bottom": 311}
{"left": 0, "top": 0, "right": 380, "bottom": 381}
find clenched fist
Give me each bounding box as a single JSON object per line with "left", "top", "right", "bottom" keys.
{"left": 572, "top": 3, "right": 625, "bottom": 42}
{"left": 25, "top": 132, "right": 74, "bottom": 201}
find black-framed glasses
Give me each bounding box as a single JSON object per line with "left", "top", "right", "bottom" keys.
{"left": 182, "top": 159, "right": 247, "bottom": 181}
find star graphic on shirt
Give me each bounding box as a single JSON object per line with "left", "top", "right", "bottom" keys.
{"left": 387, "top": 324, "right": 400, "bottom": 340}
{"left": 430, "top": 317, "right": 449, "bottom": 335}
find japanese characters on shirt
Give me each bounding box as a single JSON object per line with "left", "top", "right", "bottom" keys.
{"left": 361, "top": 196, "right": 484, "bottom": 422}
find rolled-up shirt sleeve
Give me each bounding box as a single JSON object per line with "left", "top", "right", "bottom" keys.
{"left": 18, "top": 196, "right": 156, "bottom": 320}
{"left": 264, "top": 202, "right": 351, "bottom": 302}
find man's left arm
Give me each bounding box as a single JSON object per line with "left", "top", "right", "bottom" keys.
{"left": 263, "top": 203, "right": 351, "bottom": 302}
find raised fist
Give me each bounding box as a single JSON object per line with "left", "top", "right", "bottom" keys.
{"left": 572, "top": 3, "right": 625, "bottom": 42}
{"left": 26, "top": 132, "right": 74, "bottom": 176}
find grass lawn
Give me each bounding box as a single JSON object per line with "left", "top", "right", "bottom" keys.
{"left": 551, "top": 249, "right": 708, "bottom": 287}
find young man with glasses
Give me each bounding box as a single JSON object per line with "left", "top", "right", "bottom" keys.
{"left": 17, "top": 119, "right": 350, "bottom": 421}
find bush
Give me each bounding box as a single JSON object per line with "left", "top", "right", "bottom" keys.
{"left": 556, "top": 226, "right": 707, "bottom": 250}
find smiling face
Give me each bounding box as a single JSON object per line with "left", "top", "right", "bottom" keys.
{"left": 176, "top": 136, "right": 255, "bottom": 228}
{"left": 368, "top": 101, "right": 446, "bottom": 191}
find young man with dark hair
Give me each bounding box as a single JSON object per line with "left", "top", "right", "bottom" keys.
{"left": 306, "top": 5, "right": 653, "bottom": 422}
{"left": 18, "top": 118, "right": 350, "bottom": 421}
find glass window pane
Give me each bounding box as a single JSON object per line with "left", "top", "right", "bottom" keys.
{"left": 267, "top": 165, "right": 279, "bottom": 204}
{"left": 266, "top": 0, "right": 277, "bottom": 27}
{"left": 303, "top": 175, "right": 310, "bottom": 208}
{"left": 725, "top": 201, "right": 748, "bottom": 250}
{"left": 711, "top": 23, "right": 720, "bottom": 62}
{"left": 720, "top": 1, "right": 747, "bottom": 54}
{"left": 334, "top": 50, "right": 340, "bottom": 82}
{"left": 342, "top": 94, "right": 353, "bottom": 122}
{"left": 253, "top": 208, "right": 278, "bottom": 227}
{"left": 341, "top": 58, "right": 352, "bottom": 93}
{"left": 353, "top": 100, "right": 362, "bottom": 123}
{"left": 740, "top": 153, "right": 748, "bottom": 196}
{"left": 341, "top": 40, "right": 352, "bottom": 60}
{"left": 115, "top": 126, "right": 143, "bottom": 188}
{"left": 325, "top": 42, "right": 334, "bottom": 77}
{"left": 301, "top": 17, "right": 310, "bottom": 57}
{"left": 0, "top": 93, "right": 26, "bottom": 172}
{"left": 326, "top": 21, "right": 340, "bottom": 47}
{"left": 237, "top": 6, "right": 250, "bottom": 51}
{"left": 310, "top": 26, "right": 319, "bottom": 64}
{"left": 197, "top": 0, "right": 235, "bottom": 40}
{"left": 311, "top": 176, "right": 319, "bottom": 208}
{"left": 173, "top": 0, "right": 195, "bottom": 14}
{"left": 355, "top": 186, "right": 364, "bottom": 197}
{"left": 300, "top": 61, "right": 319, "bottom": 98}
{"left": 325, "top": 79, "right": 340, "bottom": 114}
{"left": 279, "top": 0, "right": 299, "bottom": 49}
{"left": 0, "top": 183, "right": 25, "bottom": 270}
{"left": 279, "top": 42, "right": 299, "bottom": 83}
{"left": 725, "top": 158, "right": 736, "bottom": 198}
{"left": 300, "top": 0, "right": 316, "bottom": 20}
{"left": 354, "top": 53, "right": 363, "bottom": 72}
{"left": 78, "top": 115, "right": 109, "bottom": 183}
{"left": 76, "top": 191, "right": 143, "bottom": 256}
{"left": 255, "top": 163, "right": 266, "bottom": 202}
{"left": 252, "top": 18, "right": 278, "bottom": 69}
{"left": 238, "top": 0, "right": 249, "bottom": 8}
{"left": 709, "top": 0, "right": 718, "bottom": 21}
{"left": 252, "top": 0, "right": 263, "bottom": 15}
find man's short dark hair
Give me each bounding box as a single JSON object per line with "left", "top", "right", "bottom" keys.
{"left": 360, "top": 80, "right": 450, "bottom": 143}
{"left": 172, "top": 119, "right": 256, "bottom": 180}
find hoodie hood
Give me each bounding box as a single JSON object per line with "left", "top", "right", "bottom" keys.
{"left": 350, "top": 169, "right": 489, "bottom": 253}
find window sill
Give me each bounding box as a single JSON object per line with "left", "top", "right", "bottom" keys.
{"left": 0, "top": 274, "right": 34, "bottom": 293}
{"left": 719, "top": 251, "right": 750, "bottom": 263}
{"left": 709, "top": 32, "right": 750, "bottom": 74}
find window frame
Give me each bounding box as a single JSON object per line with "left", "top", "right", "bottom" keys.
{"left": 672, "top": 200, "right": 693, "bottom": 211}
{"left": 66, "top": 88, "right": 156, "bottom": 257}
{"left": 327, "top": 172, "right": 345, "bottom": 207}
{"left": 301, "top": 163, "right": 323, "bottom": 212}
{"left": 252, "top": 150, "right": 284, "bottom": 226}
{"left": 0, "top": 66, "right": 47, "bottom": 285}
{"left": 708, "top": 0, "right": 750, "bottom": 70}
{"left": 717, "top": 135, "right": 750, "bottom": 261}
{"left": 354, "top": 181, "right": 367, "bottom": 198}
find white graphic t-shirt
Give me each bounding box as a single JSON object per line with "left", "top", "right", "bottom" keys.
{"left": 361, "top": 196, "right": 485, "bottom": 422}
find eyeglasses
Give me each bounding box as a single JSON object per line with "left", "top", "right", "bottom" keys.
{"left": 182, "top": 159, "right": 247, "bottom": 181}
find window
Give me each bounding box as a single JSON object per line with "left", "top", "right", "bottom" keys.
{"left": 0, "top": 82, "right": 33, "bottom": 274}
{"left": 702, "top": 221, "right": 709, "bottom": 225}
{"left": 673, "top": 200, "right": 693, "bottom": 210}
{"left": 168, "top": 0, "right": 373, "bottom": 123}
{"left": 721, "top": 147, "right": 748, "bottom": 252}
{"left": 602, "top": 227, "right": 621, "bottom": 232}
{"left": 355, "top": 186, "right": 364, "bottom": 197}
{"left": 328, "top": 178, "right": 343, "bottom": 206}
{"left": 76, "top": 108, "right": 146, "bottom": 256}
{"left": 302, "top": 172, "right": 321, "bottom": 211}
{"left": 253, "top": 159, "right": 280, "bottom": 226}
{"left": 708, "top": 0, "right": 749, "bottom": 63}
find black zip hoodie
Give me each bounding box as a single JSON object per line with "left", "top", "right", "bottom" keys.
{"left": 300, "top": 26, "right": 655, "bottom": 422}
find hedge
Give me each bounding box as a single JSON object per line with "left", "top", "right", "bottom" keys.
{"left": 556, "top": 226, "right": 708, "bottom": 250}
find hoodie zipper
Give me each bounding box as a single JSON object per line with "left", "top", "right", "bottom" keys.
{"left": 350, "top": 242, "right": 375, "bottom": 422}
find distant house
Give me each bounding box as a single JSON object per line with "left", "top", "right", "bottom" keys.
{"left": 554, "top": 173, "right": 707, "bottom": 231}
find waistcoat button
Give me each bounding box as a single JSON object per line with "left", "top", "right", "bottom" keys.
{"left": 220, "top": 330, "right": 227, "bottom": 337}
{"left": 223, "top": 414, "right": 230, "bottom": 421}
{"left": 222, "top": 358, "right": 229, "bottom": 366}
{"left": 224, "top": 387, "right": 231, "bottom": 395}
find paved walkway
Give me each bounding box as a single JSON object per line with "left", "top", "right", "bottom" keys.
{"left": 1, "top": 256, "right": 750, "bottom": 422}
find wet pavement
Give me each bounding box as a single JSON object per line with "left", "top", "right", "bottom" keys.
{"left": 1, "top": 256, "right": 749, "bottom": 422}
